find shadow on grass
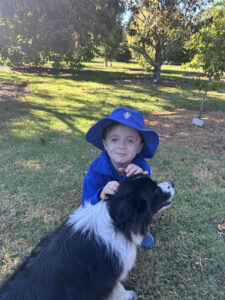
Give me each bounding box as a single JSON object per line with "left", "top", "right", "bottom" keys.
{"left": 11, "top": 65, "right": 196, "bottom": 85}
{"left": 0, "top": 84, "right": 224, "bottom": 142}
{"left": 0, "top": 97, "right": 101, "bottom": 134}
{"left": 1, "top": 67, "right": 224, "bottom": 137}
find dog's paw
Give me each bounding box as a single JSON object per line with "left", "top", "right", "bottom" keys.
{"left": 125, "top": 289, "right": 136, "bottom": 300}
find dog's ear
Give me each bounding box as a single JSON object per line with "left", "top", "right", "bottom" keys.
{"left": 108, "top": 193, "right": 134, "bottom": 224}
{"left": 116, "top": 197, "right": 150, "bottom": 223}
{"left": 108, "top": 189, "right": 153, "bottom": 240}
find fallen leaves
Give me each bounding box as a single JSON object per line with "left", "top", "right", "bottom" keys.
{"left": 218, "top": 217, "right": 225, "bottom": 231}
{"left": 40, "top": 138, "right": 46, "bottom": 145}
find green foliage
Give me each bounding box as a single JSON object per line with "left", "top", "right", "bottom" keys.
{"left": 185, "top": 0, "right": 225, "bottom": 81}
{"left": 98, "top": 25, "right": 124, "bottom": 62}
{"left": 0, "top": 0, "right": 124, "bottom": 71}
{"left": 166, "top": 48, "right": 195, "bottom": 65}
{"left": 126, "top": 0, "right": 214, "bottom": 81}
{"left": 114, "top": 40, "right": 132, "bottom": 62}
{"left": 184, "top": 0, "right": 225, "bottom": 118}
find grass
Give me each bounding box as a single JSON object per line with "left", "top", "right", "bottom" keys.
{"left": 0, "top": 60, "right": 225, "bottom": 299}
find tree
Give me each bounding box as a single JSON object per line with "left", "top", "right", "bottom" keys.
{"left": 0, "top": 0, "right": 125, "bottom": 71}
{"left": 126, "top": 0, "right": 214, "bottom": 82}
{"left": 166, "top": 48, "right": 194, "bottom": 65}
{"left": 185, "top": 0, "right": 225, "bottom": 119}
{"left": 114, "top": 40, "right": 132, "bottom": 62}
{"left": 98, "top": 23, "right": 124, "bottom": 67}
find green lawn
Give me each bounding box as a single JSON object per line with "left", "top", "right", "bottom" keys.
{"left": 0, "top": 61, "right": 225, "bottom": 299}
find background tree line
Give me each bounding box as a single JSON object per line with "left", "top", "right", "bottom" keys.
{"left": 0, "top": 0, "right": 125, "bottom": 71}
{"left": 0, "top": 0, "right": 224, "bottom": 82}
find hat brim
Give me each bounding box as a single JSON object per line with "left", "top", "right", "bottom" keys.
{"left": 86, "top": 117, "right": 159, "bottom": 158}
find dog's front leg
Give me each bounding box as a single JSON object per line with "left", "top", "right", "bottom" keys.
{"left": 108, "top": 281, "right": 136, "bottom": 300}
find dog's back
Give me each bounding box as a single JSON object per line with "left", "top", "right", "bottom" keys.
{"left": 0, "top": 220, "right": 122, "bottom": 300}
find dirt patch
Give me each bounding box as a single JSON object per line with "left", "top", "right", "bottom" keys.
{"left": 145, "top": 109, "right": 225, "bottom": 156}
{"left": 0, "top": 80, "right": 224, "bottom": 156}
{"left": 0, "top": 80, "right": 30, "bottom": 102}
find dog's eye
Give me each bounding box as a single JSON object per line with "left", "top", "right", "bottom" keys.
{"left": 168, "top": 182, "right": 175, "bottom": 189}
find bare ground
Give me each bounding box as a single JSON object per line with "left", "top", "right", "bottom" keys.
{"left": 145, "top": 109, "right": 225, "bottom": 156}
{"left": 0, "top": 80, "right": 30, "bottom": 101}
{"left": 0, "top": 80, "right": 224, "bottom": 156}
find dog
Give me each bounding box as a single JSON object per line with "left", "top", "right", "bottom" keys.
{"left": 0, "top": 174, "right": 175, "bottom": 300}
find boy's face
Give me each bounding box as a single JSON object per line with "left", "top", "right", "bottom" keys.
{"left": 103, "top": 124, "right": 143, "bottom": 170}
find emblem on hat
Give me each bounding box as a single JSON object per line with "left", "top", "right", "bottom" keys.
{"left": 124, "top": 112, "right": 131, "bottom": 119}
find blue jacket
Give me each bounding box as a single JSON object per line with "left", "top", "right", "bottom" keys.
{"left": 82, "top": 151, "right": 151, "bottom": 206}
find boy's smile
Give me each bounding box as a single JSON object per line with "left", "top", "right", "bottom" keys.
{"left": 103, "top": 124, "right": 143, "bottom": 171}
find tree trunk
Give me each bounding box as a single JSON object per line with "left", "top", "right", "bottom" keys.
{"left": 104, "top": 58, "right": 108, "bottom": 68}
{"left": 199, "top": 77, "right": 211, "bottom": 119}
{"left": 153, "top": 64, "right": 161, "bottom": 82}
{"left": 153, "top": 46, "right": 162, "bottom": 82}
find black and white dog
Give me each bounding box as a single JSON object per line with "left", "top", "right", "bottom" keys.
{"left": 0, "top": 175, "right": 175, "bottom": 300}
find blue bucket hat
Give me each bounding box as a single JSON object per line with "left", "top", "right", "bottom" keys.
{"left": 86, "top": 107, "right": 159, "bottom": 158}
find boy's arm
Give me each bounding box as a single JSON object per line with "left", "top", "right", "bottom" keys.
{"left": 99, "top": 181, "right": 119, "bottom": 200}
{"left": 82, "top": 173, "right": 103, "bottom": 206}
{"left": 82, "top": 175, "right": 119, "bottom": 205}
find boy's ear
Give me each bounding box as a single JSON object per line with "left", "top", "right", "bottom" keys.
{"left": 137, "top": 142, "right": 144, "bottom": 154}
{"left": 102, "top": 139, "right": 106, "bottom": 150}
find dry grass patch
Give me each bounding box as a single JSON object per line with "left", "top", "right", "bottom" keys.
{"left": 145, "top": 108, "right": 225, "bottom": 155}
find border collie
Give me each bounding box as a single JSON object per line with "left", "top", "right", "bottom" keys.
{"left": 0, "top": 175, "right": 175, "bottom": 300}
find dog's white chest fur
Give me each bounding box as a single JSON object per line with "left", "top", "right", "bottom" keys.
{"left": 68, "top": 201, "right": 137, "bottom": 280}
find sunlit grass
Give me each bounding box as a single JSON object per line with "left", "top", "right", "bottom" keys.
{"left": 0, "top": 61, "right": 224, "bottom": 299}
{"left": 1, "top": 65, "right": 224, "bottom": 144}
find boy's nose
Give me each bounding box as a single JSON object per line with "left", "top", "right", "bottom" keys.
{"left": 118, "top": 140, "right": 126, "bottom": 148}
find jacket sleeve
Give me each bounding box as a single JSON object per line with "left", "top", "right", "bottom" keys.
{"left": 82, "top": 166, "right": 105, "bottom": 207}
{"left": 144, "top": 160, "right": 151, "bottom": 177}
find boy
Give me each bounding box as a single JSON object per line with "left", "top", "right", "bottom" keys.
{"left": 82, "top": 107, "right": 159, "bottom": 249}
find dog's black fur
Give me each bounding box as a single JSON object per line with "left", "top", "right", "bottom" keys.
{"left": 0, "top": 175, "right": 174, "bottom": 300}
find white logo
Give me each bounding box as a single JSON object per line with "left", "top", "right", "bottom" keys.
{"left": 124, "top": 112, "right": 131, "bottom": 119}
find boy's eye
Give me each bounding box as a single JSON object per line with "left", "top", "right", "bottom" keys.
{"left": 128, "top": 139, "right": 134, "bottom": 143}
{"left": 111, "top": 138, "right": 118, "bottom": 142}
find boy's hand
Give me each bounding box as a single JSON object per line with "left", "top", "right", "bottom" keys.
{"left": 100, "top": 181, "right": 119, "bottom": 200}
{"left": 119, "top": 164, "right": 148, "bottom": 177}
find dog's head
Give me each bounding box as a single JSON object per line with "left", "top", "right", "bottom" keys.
{"left": 107, "top": 175, "right": 174, "bottom": 241}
